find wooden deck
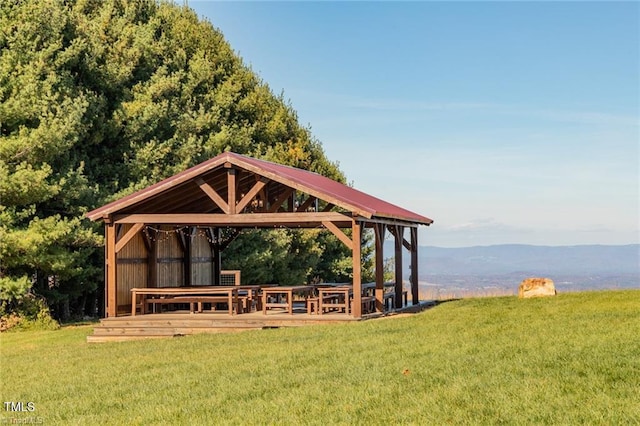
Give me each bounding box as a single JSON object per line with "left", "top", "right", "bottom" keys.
{"left": 87, "top": 301, "right": 436, "bottom": 342}
{"left": 88, "top": 310, "right": 370, "bottom": 342}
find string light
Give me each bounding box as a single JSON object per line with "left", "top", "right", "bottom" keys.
{"left": 143, "top": 225, "right": 241, "bottom": 245}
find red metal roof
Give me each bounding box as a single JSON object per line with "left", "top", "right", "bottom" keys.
{"left": 87, "top": 152, "right": 433, "bottom": 225}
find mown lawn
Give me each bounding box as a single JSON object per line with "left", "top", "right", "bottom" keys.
{"left": 1, "top": 290, "right": 639, "bottom": 425}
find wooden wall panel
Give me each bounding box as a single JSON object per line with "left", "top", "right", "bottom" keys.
{"left": 118, "top": 224, "right": 147, "bottom": 259}
{"left": 116, "top": 224, "right": 147, "bottom": 314}
{"left": 156, "top": 226, "right": 183, "bottom": 287}
{"left": 117, "top": 264, "right": 145, "bottom": 312}
{"left": 191, "top": 231, "right": 212, "bottom": 286}
{"left": 192, "top": 263, "right": 212, "bottom": 286}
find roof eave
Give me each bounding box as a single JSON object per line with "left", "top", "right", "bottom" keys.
{"left": 86, "top": 153, "right": 234, "bottom": 221}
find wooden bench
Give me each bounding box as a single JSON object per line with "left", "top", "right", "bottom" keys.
{"left": 145, "top": 296, "right": 179, "bottom": 313}
{"left": 178, "top": 296, "right": 244, "bottom": 314}
{"left": 383, "top": 290, "right": 409, "bottom": 310}
{"left": 360, "top": 296, "right": 376, "bottom": 314}
{"left": 321, "top": 294, "right": 348, "bottom": 314}
{"left": 383, "top": 292, "right": 395, "bottom": 310}
{"left": 147, "top": 296, "right": 243, "bottom": 314}
{"left": 322, "top": 294, "right": 342, "bottom": 304}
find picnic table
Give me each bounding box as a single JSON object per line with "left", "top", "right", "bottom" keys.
{"left": 261, "top": 285, "right": 315, "bottom": 315}
{"left": 234, "top": 285, "right": 263, "bottom": 312}
{"left": 318, "top": 286, "right": 352, "bottom": 315}
{"left": 131, "top": 286, "right": 240, "bottom": 316}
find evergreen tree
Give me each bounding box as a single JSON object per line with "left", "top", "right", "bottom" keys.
{"left": 1, "top": 0, "right": 367, "bottom": 322}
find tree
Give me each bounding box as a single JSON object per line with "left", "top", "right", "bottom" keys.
{"left": 0, "top": 0, "right": 104, "bottom": 322}
{"left": 0, "top": 0, "right": 358, "bottom": 323}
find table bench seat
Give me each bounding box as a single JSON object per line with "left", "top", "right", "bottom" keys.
{"left": 320, "top": 295, "right": 349, "bottom": 314}
{"left": 146, "top": 295, "right": 243, "bottom": 314}
{"left": 383, "top": 290, "right": 408, "bottom": 310}
{"left": 360, "top": 296, "right": 376, "bottom": 314}
{"left": 261, "top": 286, "right": 315, "bottom": 315}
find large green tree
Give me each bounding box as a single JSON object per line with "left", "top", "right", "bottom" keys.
{"left": 1, "top": 0, "right": 369, "bottom": 322}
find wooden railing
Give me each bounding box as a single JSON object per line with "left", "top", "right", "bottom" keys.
{"left": 220, "top": 270, "right": 241, "bottom": 286}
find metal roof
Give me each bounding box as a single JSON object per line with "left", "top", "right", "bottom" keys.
{"left": 87, "top": 152, "right": 433, "bottom": 225}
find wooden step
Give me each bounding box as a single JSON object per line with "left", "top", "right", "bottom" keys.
{"left": 93, "top": 325, "right": 260, "bottom": 335}
{"left": 87, "top": 335, "right": 177, "bottom": 343}
{"left": 87, "top": 311, "right": 370, "bottom": 342}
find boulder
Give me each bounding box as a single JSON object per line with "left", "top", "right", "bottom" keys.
{"left": 518, "top": 277, "right": 556, "bottom": 298}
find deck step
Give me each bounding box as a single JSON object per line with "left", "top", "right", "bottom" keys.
{"left": 93, "top": 325, "right": 261, "bottom": 335}
{"left": 85, "top": 310, "right": 392, "bottom": 342}
{"left": 98, "top": 319, "right": 273, "bottom": 328}
{"left": 86, "top": 335, "right": 178, "bottom": 343}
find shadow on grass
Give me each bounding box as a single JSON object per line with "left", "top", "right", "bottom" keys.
{"left": 61, "top": 317, "right": 101, "bottom": 328}
{"left": 433, "top": 298, "right": 461, "bottom": 306}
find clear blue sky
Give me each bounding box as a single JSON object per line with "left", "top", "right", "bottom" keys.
{"left": 189, "top": 1, "right": 639, "bottom": 248}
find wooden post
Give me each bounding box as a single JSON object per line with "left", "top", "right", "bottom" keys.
{"left": 144, "top": 228, "right": 158, "bottom": 288}
{"left": 227, "top": 168, "right": 236, "bottom": 214}
{"left": 105, "top": 220, "right": 117, "bottom": 317}
{"left": 213, "top": 228, "right": 221, "bottom": 286}
{"left": 394, "top": 225, "right": 404, "bottom": 309}
{"left": 205, "top": 227, "right": 222, "bottom": 286}
{"left": 352, "top": 220, "right": 362, "bottom": 318}
{"left": 410, "top": 227, "right": 419, "bottom": 305}
{"left": 374, "top": 223, "right": 385, "bottom": 312}
{"left": 288, "top": 190, "right": 296, "bottom": 212}
{"left": 103, "top": 223, "right": 108, "bottom": 317}
{"left": 183, "top": 227, "right": 192, "bottom": 286}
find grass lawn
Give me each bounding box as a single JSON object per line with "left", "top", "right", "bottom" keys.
{"left": 1, "top": 290, "right": 639, "bottom": 425}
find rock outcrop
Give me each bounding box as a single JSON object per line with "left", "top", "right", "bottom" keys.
{"left": 518, "top": 277, "right": 556, "bottom": 298}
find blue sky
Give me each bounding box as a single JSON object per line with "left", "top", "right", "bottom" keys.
{"left": 189, "top": 1, "right": 639, "bottom": 247}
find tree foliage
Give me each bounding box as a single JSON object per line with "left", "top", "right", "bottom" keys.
{"left": 1, "top": 0, "right": 367, "bottom": 322}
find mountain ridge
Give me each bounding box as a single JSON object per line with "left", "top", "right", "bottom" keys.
{"left": 417, "top": 243, "right": 639, "bottom": 275}
{"left": 382, "top": 243, "right": 639, "bottom": 291}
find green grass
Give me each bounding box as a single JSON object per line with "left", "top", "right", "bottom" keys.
{"left": 1, "top": 290, "right": 639, "bottom": 425}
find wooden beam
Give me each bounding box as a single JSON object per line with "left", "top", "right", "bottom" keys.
{"left": 144, "top": 227, "right": 158, "bottom": 288}
{"left": 227, "top": 168, "right": 237, "bottom": 214}
{"left": 296, "top": 196, "right": 316, "bottom": 212}
{"left": 352, "top": 220, "right": 362, "bottom": 318}
{"left": 402, "top": 238, "right": 412, "bottom": 252}
{"left": 288, "top": 190, "right": 295, "bottom": 212}
{"left": 410, "top": 227, "right": 419, "bottom": 305}
{"left": 359, "top": 217, "right": 420, "bottom": 228}
{"left": 212, "top": 228, "right": 221, "bottom": 286}
{"left": 106, "top": 223, "right": 117, "bottom": 317}
{"left": 195, "top": 178, "right": 229, "bottom": 214}
{"left": 140, "top": 226, "right": 151, "bottom": 254}
{"left": 225, "top": 157, "right": 376, "bottom": 219}
{"left": 394, "top": 225, "right": 404, "bottom": 309}
{"left": 236, "top": 177, "right": 268, "bottom": 212}
{"left": 322, "top": 203, "right": 335, "bottom": 212}
{"left": 268, "top": 188, "right": 295, "bottom": 213}
{"left": 115, "top": 212, "right": 352, "bottom": 226}
{"left": 374, "top": 223, "right": 385, "bottom": 312}
{"left": 115, "top": 223, "right": 144, "bottom": 254}
{"left": 178, "top": 227, "right": 192, "bottom": 286}
{"left": 259, "top": 186, "right": 268, "bottom": 212}
{"left": 322, "top": 221, "right": 353, "bottom": 250}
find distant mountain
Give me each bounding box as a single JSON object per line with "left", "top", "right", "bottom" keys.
{"left": 383, "top": 243, "right": 639, "bottom": 294}
{"left": 417, "top": 244, "right": 640, "bottom": 276}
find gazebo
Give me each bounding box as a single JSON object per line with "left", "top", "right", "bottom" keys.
{"left": 87, "top": 152, "right": 433, "bottom": 319}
